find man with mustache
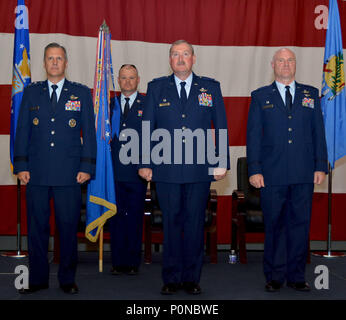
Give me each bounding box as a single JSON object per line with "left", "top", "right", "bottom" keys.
{"left": 139, "top": 40, "right": 229, "bottom": 295}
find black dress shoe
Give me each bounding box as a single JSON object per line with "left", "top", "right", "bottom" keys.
{"left": 60, "top": 283, "right": 79, "bottom": 294}
{"left": 265, "top": 280, "right": 282, "bottom": 292}
{"left": 183, "top": 282, "right": 202, "bottom": 295}
{"left": 287, "top": 281, "right": 311, "bottom": 292}
{"left": 110, "top": 266, "right": 124, "bottom": 275}
{"left": 160, "top": 283, "right": 180, "bottom": 295}
{"left": 18, "top": 284, "right": 49, "bottom": 294}
{"left": 126, "top": 267, "right": 139, "bottom": 275}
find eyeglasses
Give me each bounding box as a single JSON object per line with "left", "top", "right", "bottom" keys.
{"left": 170, "top": 51, "right": 192, "bottom": 58}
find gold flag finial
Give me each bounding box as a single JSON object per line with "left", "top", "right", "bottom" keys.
{"left": 100, "top": 20, "right": 109, "bottom": 33}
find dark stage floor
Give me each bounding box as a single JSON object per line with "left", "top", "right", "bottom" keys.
{"left": 1, "top": 251, "right": 346, "bottom": 301}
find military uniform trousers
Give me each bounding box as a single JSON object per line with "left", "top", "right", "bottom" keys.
{"left": 155, "top": 181, "right": 211, "bottom": 284}
{"left": 260, "top": 183, "right": 314, "bottom": 284}
{"left": 109, "top": 181, "right": 147, "bottom": 268}
{"left": 26, "top": 184, "right": 81, "bottom": 286}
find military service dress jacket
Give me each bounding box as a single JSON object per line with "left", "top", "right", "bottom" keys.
{"left": 140, "top": 73, "right": 230, "bottom": 183}
{"left": 13, "top": 79, "right": 97, "bottom": 186}
{"left": 110, "top": 92, "right": 145, "bottom": 183}
{"left": 246, "top": 81, "right": 328, "bottom": 186}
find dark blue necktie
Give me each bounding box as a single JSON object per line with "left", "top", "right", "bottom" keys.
{"left": 123, "top": 97, "right": 130, "bottom": 118}
{"left": 180, "top": 81, "right": 187, "bottom": 106}
{"left": 285, "top": 85, "right": 292, "bottom": 111}
{"left": 51, "top": 84, "right": 58, "bottom": 112}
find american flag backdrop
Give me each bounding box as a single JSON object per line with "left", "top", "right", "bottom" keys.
{"left": 0, "top": 0, "right": 345, "bottom": 243}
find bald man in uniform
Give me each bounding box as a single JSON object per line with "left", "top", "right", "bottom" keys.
{"left": 247, "top": 48, "right": 328, "bottom": 292}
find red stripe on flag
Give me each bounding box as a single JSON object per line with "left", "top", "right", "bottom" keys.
{"left": 0, "top": 85, "right": 252, "bottom": 146}
{"left": 2, "top": 0, "right": 346, "bottom": 46}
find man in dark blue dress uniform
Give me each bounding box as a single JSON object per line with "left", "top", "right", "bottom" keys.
{"left": 139, "top": 40, "right": 229, "bottom": 295}
{"left": 247, "top": 48, "right": 328, "bottom": 292}
{"left": 109, "top": 64, "right": 147, "bottom": 275}
{"left": 13, "top": 43, "right": 96, "bottom": 294}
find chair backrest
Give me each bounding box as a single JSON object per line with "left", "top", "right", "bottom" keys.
{"left": 237, "top": 157, "right": 261, "bottom": 210}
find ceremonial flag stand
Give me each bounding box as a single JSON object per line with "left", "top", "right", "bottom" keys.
{"left": 1, "top": 179, "right": 27, "bottom": 258}
{"left": 99, "top": 227, "right": 104, "bottom": 272}
{"left": 312, "top": 165, "right": 345, "bottom": 258}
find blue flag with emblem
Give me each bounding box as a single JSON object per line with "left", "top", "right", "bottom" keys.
{"left": 321, "top": 0, "right": 346, "bottom": 169}
{"left": 10, "top": 0, "right": 31, "bottom": 172}
{"left": 85, "top": 22, "right": 119, "bottom": 242}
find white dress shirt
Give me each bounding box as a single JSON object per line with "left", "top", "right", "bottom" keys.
{"left": 174, "top": 73, "right": 193, "bottom": 98}
{"left": 48, "top": 78, "right": 65, "bottom": 101}
{"left": 276, "top": 80, "right": 295, "bottom": 105}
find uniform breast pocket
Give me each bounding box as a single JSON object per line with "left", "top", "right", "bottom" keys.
{"left": 261, "top": 107, "right": 276, "bottom": 124}
{"left": 65, "top": 116, "right": 81, "bottom": 130}
{"left": 30, "top": 109, "right": 41, "bottom": 128}
{"left": 302, "top": 107, "right": 314, "bottom": 127}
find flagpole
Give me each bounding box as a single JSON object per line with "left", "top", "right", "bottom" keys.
{"left": 86, "top": 20, "right": 117, "bottom": 271}
{"left": 99, "top": 226, "right": 104, "bottom": 272}
{"left": 1, "top": 179, "right": 27, "bottom": 258}
{"left": 313, "top": 164, "right": 345, "bottom": 258}
{"left": 313, "top": 0, "right": 345, "bottom": 259}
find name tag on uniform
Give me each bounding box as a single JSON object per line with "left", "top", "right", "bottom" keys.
{"left": 302, "top": 97, "right": 314, "bottom": 109}
{"left": 65, "top": 100, "right": 81, "bottom": 111}
{"left": 198, "top": 93, "right": 213, "bottom": 107}
{"left": 159, "top": 102, "right": 170, "bottom": 107}
{"left": 262, "top": 104, "right": 274, "bottom": 109}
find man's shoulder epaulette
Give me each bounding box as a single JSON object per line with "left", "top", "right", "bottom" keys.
{"left": 198, "top": 76, "right": 219, "bottom": 84}
{"left": 27, "top": 81, "right": 44, "bottom": 88}
{"left": 69, "top": 81, "right": 90, "bottom": 89}
{"left": 150, "top": 76, "right": 169, "bottom": 83}
{"left": 300, "top": 83, "right": 318, "bottom": 92}
{"left": 251, "top": 84, "right": 272, "bottom": 95}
